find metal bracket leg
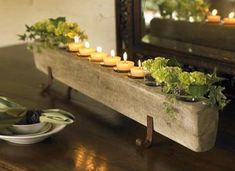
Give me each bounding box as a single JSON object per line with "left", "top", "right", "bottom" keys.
{"left": 41, "top": 67, "right": 53, "bottom": 93}
{"left": 136, "top": 115, "right": 154, "bottom": 148}
{"left": 67, "top": 86, "right": 72, "bottom": 100}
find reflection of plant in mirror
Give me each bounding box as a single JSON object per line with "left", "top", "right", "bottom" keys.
{"left": 145, "top": 0, "right": 210, "bottom": 21}
{"left": 158, "top": 0, "right": 178, "bottom": 18}
{"left": 178, "top": 0, "right": 209, "bottom": 21}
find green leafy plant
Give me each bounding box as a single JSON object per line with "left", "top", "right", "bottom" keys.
{"left": 152, "top": 66, "right": 182, "bottom": 93}
{"left": 142, "top": 57, "right": 180, "bottom": 72}
{"left": 143, "top": 57, "right": 229, "bottom": 118}
{"left": 18, "top": 17, "right": 88, "bottom": 52}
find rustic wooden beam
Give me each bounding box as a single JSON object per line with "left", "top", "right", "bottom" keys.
{"left": 33, "top": 48, "right": 219, "bottom": 152}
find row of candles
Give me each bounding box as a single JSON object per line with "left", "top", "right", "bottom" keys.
{"left": 207, "top": 9, "right": 235, "bottom": 24}
{"left": 68, "top": 36, "right": 145, "bottom": 78}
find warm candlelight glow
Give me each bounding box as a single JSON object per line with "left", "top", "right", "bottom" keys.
{"left": 212, "top": 9, "right": 217, "bottom": 16}
{"left": 223, "top": 12, "right": 235, "bottom": 25}
{"left": 103, "top": 50, "right": 121, "bottom": 66}
{"left": 68, "top": 36, "right": 84, "bottom": 52}
{"left": 74, "top": 36, "right": 79, "bottom": 43}
{"left": 130, "top": 60, "right": 145, "bottom": 77}
{"left": 123, "top": 52, "right": 128, "bottom": 61}
{"left": 78, "top": 41, "right": 96, "bottom": 56}
{"left": 138, "top": 60, "right": 142, "bottom": 67}
{"left": 110, "top": 50, "right": 115, "bottom": 57}
{"left": 229, "top": 12, "right": 235, "bottom": 19}
{"left": 97, "top": 46, "right": 102, "bottom": 53}
{"left": 90, "top": 46, "right": 107, "bottom": 62}
{"left": 207, "top": 9, "right": 221, "bottom": 23}
{"left": 116, "top": 52, "right": 134, "bottom": 71}
{"left": 85, "top": 42, "right": 90, "bottom": 48}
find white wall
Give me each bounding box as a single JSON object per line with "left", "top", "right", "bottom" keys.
{"left": 0, "top": 0, "right": 116, "bottom": 51}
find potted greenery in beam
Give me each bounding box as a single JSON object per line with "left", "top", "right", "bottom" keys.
{"left": 142, "top": 57, "right": 181, "bottom": 86}
{"left": 143, "top": 57, "right": 229, "bottom": 118}
{"left": 18, "top": 17, "right": 87, "bottom": 52}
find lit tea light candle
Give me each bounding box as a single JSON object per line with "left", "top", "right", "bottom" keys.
{"left": 224, "top": 12, "right": 235, "bottom": 25}
{"left": 90, "top": 46, "right": 108, "bottom": 62}
{"left": 116, "top": 52, "right": 134, "bottom": 71}
{"left": 103, "top": 49, "right": 121, "bottom": 66}
{"left": 207, "top": 9, "right": 221, "bottom": 23}
{"left": 68, "top": 36, "right": 84, "bottom": 52}
{"left": 78, "top": 41, "right": 96, "bottom": 56}
{"left": 130, "top": 60, "right": 145, "bottom": 77}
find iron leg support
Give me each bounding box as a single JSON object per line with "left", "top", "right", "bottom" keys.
{"left": 136, "top": 115, "right": 154, "bottom": 148}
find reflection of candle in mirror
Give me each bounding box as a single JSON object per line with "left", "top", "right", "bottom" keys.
{"left": 224, "top": 12, "right": 235, "bottom": 25}
{"left": 68, "top": 36, "right": 84, "bottom": 52}
{"left": 90, "top": 46, "right": 108, "bottom": 62}
{"left": 207, "top": 9, "right": 221, "bottom": 23}
{"left": 103, "top": 49, "right": 121, "bottom": 66}
{"left": 116, "top": 52, "right": 134, "bottom": 71}
{"left": 78, "top": 41, "right": 96, "bottom": 56}
{"left": 130, "top": 60, "right": 145, "bottom": 77}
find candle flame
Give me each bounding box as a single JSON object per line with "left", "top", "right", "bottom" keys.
{"left": 229, "top": 12, "right": 235, "bottom": 18}
{"left": 110, "top": 50, "right": 115, "bottom": 57}
{"left": 74, "top": 36, "right": 79, "bottom": 43}
{"left": 84, "top": 42, "right": 90, "bottom": 48}
{"left": 97, "top": 46, "right": 102, "bottom": 53}
{"left": 212, "top": 9, "right": 218, "bottom": 16}
{"left": 123, "top": 52, "right": 127, "bottom": 61}
{"left": 138, "top": 60, "right": 142, "bottom": 67}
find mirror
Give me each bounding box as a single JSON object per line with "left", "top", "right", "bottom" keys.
{"left": 141, "top": 0, "right": 235, "bottom": 64}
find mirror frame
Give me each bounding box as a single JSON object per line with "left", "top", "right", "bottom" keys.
{"left": 115, "top": 0, "right": 235, "bottom": 75}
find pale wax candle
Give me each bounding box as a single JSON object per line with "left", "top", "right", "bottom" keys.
{"left": 68, "top": 36, "right": 84, "bottom": 52}
{"left": 130, "top": 60, "right": 145, "bottom": 77}
{"left": 103, "top": 50, "right": 121, "bottom": 66}
{"left": 78, "top": 42, "right": 96, "bottom": 56}
{"left": 207, "top": 9, "right": 221, "bottom": 23}
{"left": 116, "top": 52, "right": 134, "bottom": 71}
{"left": 90, "top": 46, "right": 108, "bottom": 62}
{"left": 224, "top": 12, "right": 235, "bottom": 25}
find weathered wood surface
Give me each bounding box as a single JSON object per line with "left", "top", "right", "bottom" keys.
{"left": 33, "top": 48, "right": 218, "bottom": 152}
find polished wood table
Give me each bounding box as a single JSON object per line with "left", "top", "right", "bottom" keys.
{"left": 0, "top": 44, "right": 235, "bottom": 171}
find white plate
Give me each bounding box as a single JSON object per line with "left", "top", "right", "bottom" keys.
{"left": 0, "top": 124, "right": 66, "bottom": 144}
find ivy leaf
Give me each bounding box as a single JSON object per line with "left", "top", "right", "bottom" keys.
{"left": 167, "top": 58, "right": 182, "bottom": 67}
{"left": 208, "top": 86, "right": 229, "bottom": 109}
{"left": 208, "top": 69, "right": 225, "bottom": 85}
{"left": 188, "top": 85, "right": 208, "bottom": 98}
{"left": 17, "top": 34, "right": 26, "bottom": 40}
{"left": 29, "top": 33, "right": 35, "bottom": 39}
{"left": 50, "top": 17, "right": 66, "bottom": 27}
{"left": 25, "top": 24, "right": 32, "bottom": 32}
